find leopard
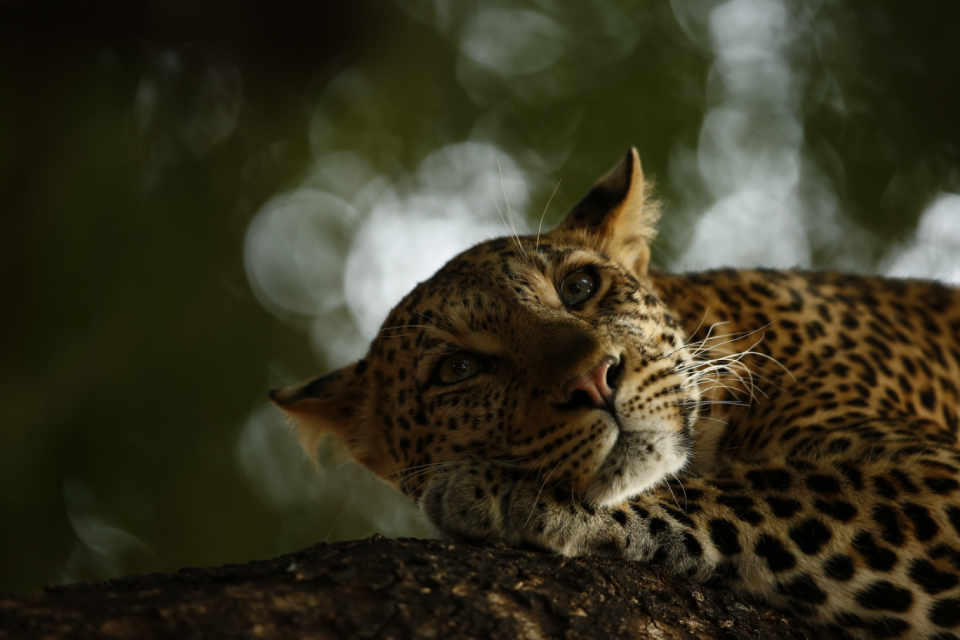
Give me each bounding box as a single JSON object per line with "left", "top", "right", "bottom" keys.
{"left": 270, "top": 148, "right": 960, "bottom": 639}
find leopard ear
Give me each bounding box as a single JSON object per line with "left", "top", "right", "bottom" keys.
{"left": 269, "top": 359, "right": 385, "bottom": 475}
{"left": 554, "top": 147, "right": 660, "bottom": 276}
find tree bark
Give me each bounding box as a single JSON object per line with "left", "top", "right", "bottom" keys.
{"left": 0, "top": 536, "right": 837, "bottom": 639}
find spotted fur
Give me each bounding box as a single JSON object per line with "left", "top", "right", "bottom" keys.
{"left": 272, "top": 149, "right": 960, "bottom": 639}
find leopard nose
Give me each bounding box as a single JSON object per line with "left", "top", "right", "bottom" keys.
{"left": 563, "top": 356, "right": 619, "bottom": 407}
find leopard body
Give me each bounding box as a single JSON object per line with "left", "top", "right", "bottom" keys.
{"left": 272, "top": 149, "right": 960, "bottom": 639}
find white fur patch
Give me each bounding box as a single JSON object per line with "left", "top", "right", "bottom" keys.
{"left": 584, "top": 429, "right": 688, "bottom": 506}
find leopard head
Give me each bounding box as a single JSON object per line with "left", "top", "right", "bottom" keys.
{"left": 270, "top": 149, "right": 702, "bottom": 507}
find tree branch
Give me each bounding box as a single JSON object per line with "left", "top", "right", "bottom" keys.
{"left": 0, "top": 536, "right": 837, "bottom": 639}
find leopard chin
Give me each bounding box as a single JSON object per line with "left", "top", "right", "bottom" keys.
{"left": 583, "top": 425, "right": 692, "bottom": 507}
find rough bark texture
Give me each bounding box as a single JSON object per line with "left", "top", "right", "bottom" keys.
{"left": 0, "top": 536, "right": 838, "bottom": 640}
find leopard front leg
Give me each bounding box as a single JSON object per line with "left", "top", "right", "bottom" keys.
{"left": 421, "top": 457, "right": 716, "bottom": 578}
{"left": 421, "top": 423, "right": 960, "bottom": 640}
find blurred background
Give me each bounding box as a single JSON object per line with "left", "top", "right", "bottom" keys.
{"left": 2, "top": 0, "right": 959, "bottom": 593}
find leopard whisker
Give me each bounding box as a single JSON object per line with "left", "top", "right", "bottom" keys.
{"left": 498, "top": 159, "right": 528, "bottom": 264}
{"left": 678, "top": 309, "right": 712, "bottom": 350}
{"left": 694, "top": 399, "right": 751, "bottom": 407}
{"left": 323, "top": 499, "right": 352, "bottom": 543}
{"left": 676, "top": 336, "right": 790, "bottom": 407}
{"left": 361, "top": 487, "right": 421, "bottom": 540}
{"left": 487, "top": 455, "right": 537, "bottom": 467}
{"left": 664, "top": 477, "right": 683, "bottom": 513}
{"left": 670, "top": 321, "right": 747, "bottom": 360}
{"left": 692, "top": 349, "right": 786, "bottom": 398}
{"left": 694, "top": 414, "right": 729, "bottom": 426}
{"left": 371, "top": 324, "right": 440, "bottom": 335}
{"left": 734, "top": 347, "right": 795, "bottom": 383}
{"left": 320, "top": 468, "right": 409, "bottom": 543}
{"left": 687, "top": 381, "right": 746, "bottom": 400}
{"left": 690, "top": 416, "right": 729, "bottom": 437}
{"left": 686, "top": 361, "right": 759, "bottom": 401}
{"left": 488, "top": 177, "right": 519, "bottom": 253}
{"left": 488, "top": 167, "right": 528, "bottom": 265}
{"left": 418, "top": 307, "right": 451, "bottom": 333}
{"left": 519, "top": 452, "right": 557, "bottom": 484}
{"left": 391, "top": 462, "right": 465, "bottom": 494}
{"left": 677, "top": 323, "right": 776, "bottom": 371}
{"left": 670, "top": 474, "right": 689, "bottom": 511}
{"left": 525, "top": 459, "right": 563, "bottom": 528}
{"left": 536, "top": 179, "right": 562, "bottom": 254}
{"left": 682, "top": 369, "right": 748, "bottom": 401}
{"left": 386, "top": 461, "right": 458, "bottom": 479}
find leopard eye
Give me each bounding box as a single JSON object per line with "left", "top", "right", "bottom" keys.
{"left": 560, "top": 270, "right": 596, "bottom": 305}
{"left": 438, "top": 353, "right": 481, "bottom": 384}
